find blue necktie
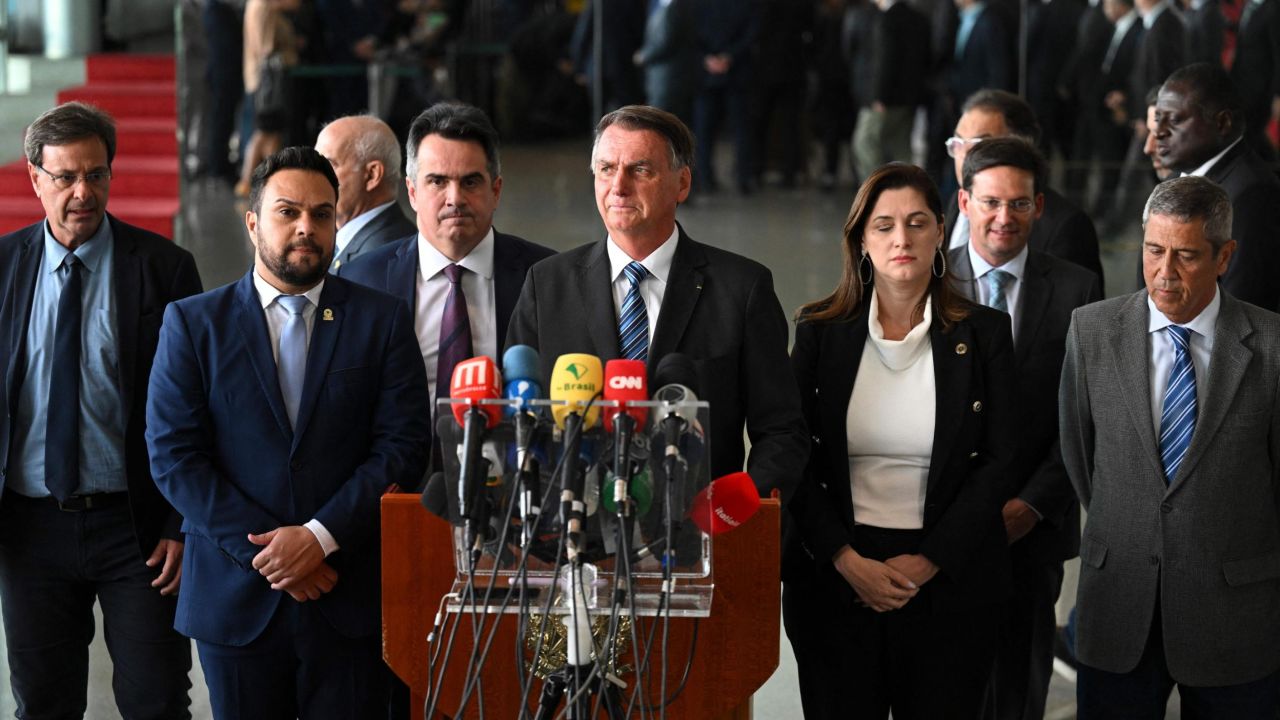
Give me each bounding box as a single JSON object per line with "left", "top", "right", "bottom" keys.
{"left": 619, "top": 261, "right": 650, "bottom": 362}
{"left": 277, "top": 295, "right": 309, "bottom": 429}
{"left": 45, "top": 254, "right": 82, "bottom": 502}
{"left": 985, "top": 269, "right": 1013, "bottom": 314}
{"left": 1159, "top": 325, "right": 1197, "bottom": 484}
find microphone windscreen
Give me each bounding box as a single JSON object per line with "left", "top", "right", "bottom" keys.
{"left": 421, "top": 471, "right": 449, "bottom": 518}
{"left": 603, "top": 359, "right": 648, "bottom": 432}
{"left": 651, "top": 353, "right": 699, "bottom": 397}
{"left": 688, "top": 472, "right": 760, "bottom": 536}
{"left": 549, "top": 354, "right": 603, "bottom": 430}
{"left": 449, "top": 356, "right": 502, "bottom": 428}
{"left": 502, "top": 344, "right": 539, "bottom": 382}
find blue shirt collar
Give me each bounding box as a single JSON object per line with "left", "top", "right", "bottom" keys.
{"left": 42, "top": 215, "right": 112, "bottom": 275}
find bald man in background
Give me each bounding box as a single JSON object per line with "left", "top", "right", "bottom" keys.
{"left": 314, "top": 115, "right": 416, "bottom": 275}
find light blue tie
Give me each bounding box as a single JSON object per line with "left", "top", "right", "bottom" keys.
{"left": 619, "top": 261, "right": 650, "bottom": 362}
{"left": 1159, "top": 325, "right": 1197, "bottom": 484}
{"left": 277, "top": 295, "right": 310, "bottom": 429}
{"left": 985, "top": 269, "right": 1013, "bottom": 314}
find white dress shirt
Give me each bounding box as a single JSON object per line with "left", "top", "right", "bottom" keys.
{"left": 415, "top": 228, "right": 498, "bottom": 405}
{"left": 251, "top": 271, "right": 339, "bottom": 556}
{"left": 1147, "top": 288, "right": 1219, "bottom": 437}
{"left": 949, "top": 213, "right": 970, "bottom": 251}
{"left": 968, "top": 243, "right": 1028, "bottom": 344}
{"left": 335, "top": 200, "right": 397, "bottom": 259}
{"left": 1141, "top": 0, "right": 1171, "bottom": 28}
{"left": 1185, "top": 137, "right": 1242, "bottom": 178}
{"left": 606, "top": 225, "right": 680, "bottom": 340}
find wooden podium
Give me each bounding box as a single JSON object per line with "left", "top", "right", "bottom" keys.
{"left": 381, "top": 495, "right": 781, "bottom": 719}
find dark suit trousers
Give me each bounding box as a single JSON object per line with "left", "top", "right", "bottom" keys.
{"left": 983, "top": 555, "right": 1064, "bottom": 720}
{"left": 783, "top": 527, "right": 1001, "bottom": 720}
{"left": 196, "top": 600, "right": 387, "bottom": 720}
{"left": 0, "top": 490, "right": 192, "bottom": 719}
{"left": 694, "top": 82, "right": 753, "bottom": 191}
{"left": 1077, "top": 600, "right": 1279, "bottom": 719}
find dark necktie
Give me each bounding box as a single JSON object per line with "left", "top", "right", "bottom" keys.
{"left": 437, "top": 264, "right": 473, "bottom": 403}
{"left": 619, "top": 261, "right": 650, "bottom": 362}
{"left": 46, "top": 254, "right": 82, "bottom": 502}
{"left": 1159, "top": 325, "right": 1197, "bottom": 484}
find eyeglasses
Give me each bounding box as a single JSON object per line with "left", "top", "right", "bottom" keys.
{"left": 971, "top": 197, "right": 1036, "bottom": 214}
{"left": 944, "top": 136, "right": 984, "bottom": 158}
{"left": 34, "top": 164, "right": 111, "bottom": 190}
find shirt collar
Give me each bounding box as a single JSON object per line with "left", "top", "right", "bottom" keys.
{"left": 1185, "top": 137, "right": 1242, "bottom": 178}
{"left": 607, "top": 225, "right": 679, "bottom": 284}
{"left": 418, "top": 226, "right": 495, "bottom": 281}
{"left": 43, "top": 215, "right": 112, "bottom": 274}
{"left": 1114, "top": 9, "right": 1139, "bottom": 33}
{"left": 1147, "top": 285, "right": 1221, "bottom": 338}
{"left": 1142, "top": 0, "right": 1170, "bottom": 27}
{"left": 960, "top": 2, "right": 986, "bottom": 19}
{"left": 252, "top": 270, "right": 325, "bottom": 310}
{"left": 336, "top": 200, "right": 397, "bottom": 254}
{"left": 968, "top": 242, "right": 1029, "bottom": 282}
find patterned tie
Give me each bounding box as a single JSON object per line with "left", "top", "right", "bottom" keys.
{"left": 985, "top": 269, "right": 1013, "bottom": 314}
{"left": 276, "top": 295, "right": 310, "bottom": 429}
{"left": 618, "top": 261, "right": 650, "bottom": 362}
{"left": 437, "top": 264, "right": 473, "bottom": 402}
{"left": 1159, "top": 325, "right": 1197, "bottom": 484}
{"left": 45, "top": 254, "right": 82, "bottom": 502}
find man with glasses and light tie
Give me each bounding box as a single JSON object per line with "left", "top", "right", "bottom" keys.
{"left": 1061, "top": 175, "right": 1280, "bottom": 718}
{"left": 948, "top": 136, "right": 1101, "bottom": 720}
{"left": 944, "top": 89, "right": 1105, "bottom": 288}
{"left": 0, "top": 101, "right": 203, "bottom": 718}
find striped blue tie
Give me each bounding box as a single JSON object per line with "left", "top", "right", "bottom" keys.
{"left": 985, "top": 269, "right": 1013, "bottom": 313}
{"left": 618, "top": 261, "right": 650, "bottom": 362}
{"left": 1159, "top": 325, "right": 1197, "bottom": 484}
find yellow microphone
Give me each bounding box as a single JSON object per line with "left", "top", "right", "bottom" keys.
{"left": 549, "top": 354, "right": 603, "bottom": 430}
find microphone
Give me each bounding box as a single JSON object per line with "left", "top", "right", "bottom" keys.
{"left": 687, "top": 471, "right": 760, "bottom": 535}
{"left": 549, "top": 354, "right": 603, "bottom": 558}
{"left": 449, "top": 356, "right": 502, "bottom": 558}
{"left": 503, "top": 345, "right": 545, "bottom": 546}
{"left": 650, "top": 353, "right": 700, "bottom": 515}
{"left": 603, "top": 359, "right": 648, "bottom": 518}
{"left": 421, "top": 471, "right": 448, "bottom": 518}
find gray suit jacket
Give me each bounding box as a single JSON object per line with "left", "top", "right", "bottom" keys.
{"left": 1060, "top": 289, "right": 1280, "bottom": 686}
{"left": 331, "top": 202, "right": 416, "bottom": 276}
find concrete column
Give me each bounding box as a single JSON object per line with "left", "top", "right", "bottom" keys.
{"left": 42, "top": 0, "right": 98, "bottom": 59}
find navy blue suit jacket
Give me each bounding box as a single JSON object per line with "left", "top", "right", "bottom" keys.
{"left": 145, "top": 272, "right": 429, "bottom": 645}
{"left": 0, "top": 214, "right": 202, "bottom": 557}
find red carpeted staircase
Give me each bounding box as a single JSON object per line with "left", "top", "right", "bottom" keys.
{"left": 0, "top": 54, "right": 179, "bottom": 238}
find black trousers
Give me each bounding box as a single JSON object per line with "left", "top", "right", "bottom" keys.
{"left": 983, "top": 556, "right": 1064, "bottom": 720}
{"left": 0, "top": 491, "right": 192, "bottom": 719}
{"left": 783, "top": 526, "right": 1001, "bottom": 720}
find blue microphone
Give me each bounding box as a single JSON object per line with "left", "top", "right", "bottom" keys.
{"left": 502, "top": 344, "right": 544, "bottom": 546}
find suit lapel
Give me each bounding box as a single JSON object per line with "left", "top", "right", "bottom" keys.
{"left": 650, "top": 229, "right": 706, "bottom": 363}
{"left": 110, "top": 216, "right": 141, "bottom": 420}
{"left": 233, "top": 274, "right": 292, "bottom": 438}
{"left": 291, "top": 279, "right": 346, "bottom": 448}
{"left": 577, "top": 241, "right": 622, "bottom": 360}
{"left": 1015, "top": 254, "right": 1052, "bottom": 365}
{"left": 927, "top": 314, "right": 973, "bottom": 497}
{"left": 948, "top": 247, "right": 979, "bottom": 303}
{"left": 4, "top": 224, "right": 44, "bottom": 406}
{"left": 1169, "top": 294, "right": 1252, "bottom": 491}
{"left": 493, "top": 231, "right": 521, "bottom": 351}
{"left": 388, "top": 237, "right": 418, "bottom": 309}
{"left": 1108, "top": 292, "right": 1165, "bottom": 480}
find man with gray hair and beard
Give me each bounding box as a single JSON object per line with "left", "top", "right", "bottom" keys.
{"left": 1061, "top": 175, "right": 1280, "bottom": 717}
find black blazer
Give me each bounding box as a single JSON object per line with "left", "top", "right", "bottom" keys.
{"left": 330, "top": 202, "right": 416, "bottom": 275}
{"left": 783, "top": 298, "right": 1016, "bottom": 610}
{"left": 1129, "top": 7, "right": 1187, "bottom": 119}
{"left": 1205, "top": 141, "right": 1280, "bottom": 310}
{"left": 505, "top": 227, "right": 810, "bottom": 503}
{"left": 870, "top": 1, "right": 932, "bottom": 108}
{"left": 342, "top": 229, "right": 555, "bottom": 357}
{"left": 0, "top": 214, "right": 203, "bottom": 557}
{"left": 1229, "top": 0, "right": 1280, "bottom": 124}
{"left": 949, "top": 247, "right": 1101, "bottom": 564}
{"left": 946, "top": 186, "right": 1104, "bottom": 286}
{"left": 1060, "top": 2, "right": 1113, "bottom": 107}
{"left": 949, "top": 7, "right": 1014, "bottom": 103}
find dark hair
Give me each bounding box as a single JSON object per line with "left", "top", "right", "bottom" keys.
{"left": 249, "top": 146, "right": 340, "bottom": 215}
{"left": 960, "top": 89, "right": 1042, "bottom": 144}
{"left": 405, "top": 102, "right": 501, "bottom": 180}
{"left": 1144, "top": 84, "right": 1162, "bottom": 108}
{"left": 24, "top": 101, "right": 117, "bottom": 167}
{"left": 961, "top": 136, "right": 1046, "bottom": 195}
{"left": 798, "top": 162, "right": 969, "bottom": 328}
{"left": 1143, "top": 176, "right": 1233, "bottom": 253}
{"left": 1163, "top": 62, "right": 1244, "bottom": 132}
{"left": 592, "top": 105, "right": 695, "bottom": 171}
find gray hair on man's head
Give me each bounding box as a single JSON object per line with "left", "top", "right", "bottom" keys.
{"left": 346, "top": 115, "right": 402, "bottom": 181}
{"left": 1142, "top": 176, "right": 1233, "bottom": 252}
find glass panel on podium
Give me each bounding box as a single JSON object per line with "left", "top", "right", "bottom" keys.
{"left": 434, "top": 397, "right": 714, "bottom": 618}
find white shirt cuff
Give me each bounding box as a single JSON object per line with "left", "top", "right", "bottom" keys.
{"left": 304, "top": 519, "right": 339, "bottom": 557}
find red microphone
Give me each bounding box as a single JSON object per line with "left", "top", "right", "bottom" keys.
{"left": 688, "top": 472, "right": 760, "bottom": 535}
{"left": 603, "top": 359, "right": 648, "bottom": 432}
{"left": 449, "top": 356, "right": 502, "bottom": 554}
{"left": 449, "top": 356, "right": 502, "bottom": 429}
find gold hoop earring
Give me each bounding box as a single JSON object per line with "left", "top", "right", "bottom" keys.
{"left": 858, "top": 252, "right": 874, "bottom": 286}
{"left": 932, "top": 246, "right": 947, "bottom": 279}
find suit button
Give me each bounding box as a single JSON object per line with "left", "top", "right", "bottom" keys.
{"left": 969, "top": 451, "right": 979, "bottom": 459}
{"left": 290, "top": 460, "right": 304, "bottom": 472}
{"left": 956, "top": 343, "right": 968, "bottom": 355}
{"left": 1161, "top": 502, "right": 1172, "bottom": 513}
{"left": 1150, "top": 555, "right": 1160, "bottom": 565}
{"left": 972, "top": 401, "right": 983, "bottom": 412}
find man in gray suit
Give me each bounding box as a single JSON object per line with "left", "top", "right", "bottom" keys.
{"left": 1060, "top": 175, "right": 1280, "bottom": 717}
{"left": 314, "top": 115, "right": 415, "bottom": 275}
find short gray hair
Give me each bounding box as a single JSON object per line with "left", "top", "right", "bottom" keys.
{"left": 344, "top": 115, "right": 402, "bottom": 182}
{"left": 591, "top": 105, "right": 694, "bottom": 172}
{"left": 25, "top": 102, "right": 117, "bottom": 167}
{"left": 1142, "top": 176, "right": 1233, "bottom": 252}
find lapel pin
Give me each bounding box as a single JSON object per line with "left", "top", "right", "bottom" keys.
{"left": 955, "top": 342, "right": 968, "bottom": 355}
{"left": 322, "top": 308, "right": 334, "bottom": 321}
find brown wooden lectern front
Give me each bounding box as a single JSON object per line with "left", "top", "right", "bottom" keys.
{"left": 381, "top": 495, "right": 781, "bottom": 719}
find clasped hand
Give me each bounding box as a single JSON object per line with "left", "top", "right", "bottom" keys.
{"left": 249, "top": 526, "right": 337, "bottom": 602}
{"left": 833, "top": 546, "right": 938, "bottom": 612}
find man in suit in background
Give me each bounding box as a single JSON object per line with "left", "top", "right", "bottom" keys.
{"left": 1122, "top": 0, "right": 1187, "bottom": 122}
{"left": 1150, "top": 62, "right": 1280, "bottom": 308}
{"left": 1228, "top": 0, "right": 1280, "bottom": 159}
{"left": 945, "top": 90, "right": 1105, "bottom": 286}
{"left": 1060, "top": 175, "right": 1280, "bottom": 717}
{"left": 635, "top": 0, "right": 699, "bottom": 125}
{"left": 1085, "top": 0, "right": 1143, "bottom": 218}
{"left": 948, "top": 0, "right": 1014, "bottom": 138}
{"left": 506, "top": 105, "right": 808, "bottom": 502}
{"left": 145, "top": 147, "right": 429, "bottom": 718}
{"left": 315, "top": 114, "right": 415, "bottom": 275}
{"left": 949, "top": 138, "right": 1102, "bottom": 720}
{"left": 344, "top": 102, "right": 554, "bottom": 478}
{"left": 1059, "top": 0, "right": 1115, "bottom": 206}
{"left": 852, "top": 0, "right": 932, "bottom": 180}
{"left": 0, "top": 102, "right": 202, "bottom": 718}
